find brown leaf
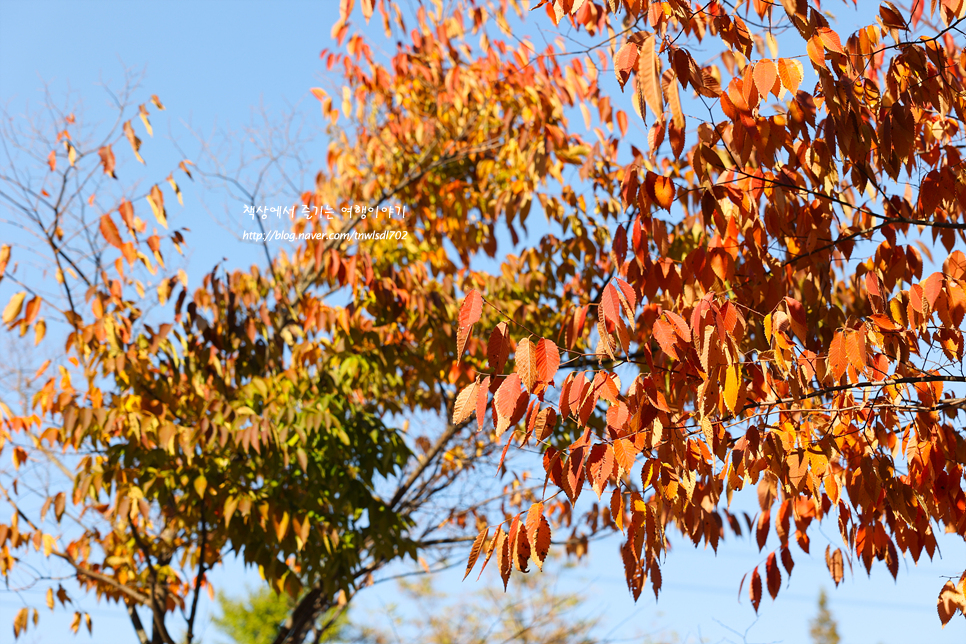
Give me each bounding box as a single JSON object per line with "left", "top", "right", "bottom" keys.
{"left": 938, "top": 580, "right": 966, "bottom": 626}
{"left": 826, "top": 545, "right": 844, "bottom": 586}
{"left": 750, "top": 566, "right": 762, "bottom": 612}
{"left": 765, "top": 552, "right": 781, "bottom": 600}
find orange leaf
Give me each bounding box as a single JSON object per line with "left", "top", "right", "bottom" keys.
{"left": 649, "top": 174, "right": 675, "bottom": 210}
{"left": 637, "top": 35, "right": 663, "bottom": 120}
{"left": 817, "top": 27, "right": 844, "bottom": 53}
{"left": 828, "top": 331, "right": 847, "bottom": 382}
{"left": 778, "top": 58, "right": 803, "bottom": 94}
{"left": 846, "top": 329, "right": 866, "bottom": 376}
{"left": 99, "top": 215, "right": 123, "bottom": 249}
{"left": 494, "top": 373, "right": 523, "bottom": 437}
{"left": 653, "top": 318, "right": 679, "bottom": 359}
{"left": 724, "top": 364, "right": 739, "bottom": 413}
{"left": 459, "top": 289, "right": 483, "bottom": 328}
{"left": 614, "top": 42, "right": 639, "bottom": 90}
{"left": 97, "top": 146, "right": 116, "bottom": 178}
{"left": 806, "top": 36, "right": 826, "bottom": 67}
{"left": 753, "top": 60, "right": 778, "bottom": 98}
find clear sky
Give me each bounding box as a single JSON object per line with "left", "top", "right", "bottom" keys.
{"left": 2, "top": 1, "right": 966, "bottom": 643}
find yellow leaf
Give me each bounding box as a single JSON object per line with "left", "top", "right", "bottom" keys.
{"left": 147, "top": 185, "right": 167, "bottom": 228}
{"left": 724, "top": 364, "right": 739, "bottom": 413}
{"left": 3, "top": 291, "right": 26, "bottom": 325}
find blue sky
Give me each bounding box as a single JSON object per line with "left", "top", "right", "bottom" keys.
{"left": 2, "top": 1, "right": 966, "bottom": 643}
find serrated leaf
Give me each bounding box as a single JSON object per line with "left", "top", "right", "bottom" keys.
{"left": 464, "top": 527, "right": 488, "bottom": 580}
{"left": 750, "top": 566, "right": 762, "bottom": 612}
{"left": 487, "top": 322, "right": 511, "bottom": 373}
{"left": 778, "top": 58, "right": 803, "bottom": 94}
{"left": 766, "top": 552, "right": 781, "bottom": 599}
{"left": 638, "top": 35, "right": 663, "bottom": 120}
{"left": 753, "top": 60, "right": 778, "bottom": 98}
{"left": 535, "top": 338, "right": 560, "bottom": 386}
{"left": 515, "top": 336, "right": 538, "bottom": 392}
{"left": 453, "top": 380, "right": 479, "bottom": 424}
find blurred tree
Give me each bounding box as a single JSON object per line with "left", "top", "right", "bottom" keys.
{"left": 809, "top": 589, "right": 841, "bottom": 644}
{"left": 213, "top": 587, "right": 346, "bottom": 644}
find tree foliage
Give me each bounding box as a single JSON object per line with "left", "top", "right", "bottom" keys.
{"left": 7, "top": 0, "right": 966, "bottom": 640}
{"left": 809, "top": 589, "right": 841, "bottom": 644}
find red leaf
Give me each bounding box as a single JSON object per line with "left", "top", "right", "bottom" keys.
{"left": 494, "top": 374, "right": 524, "bottom": 437}
{"left": 587, "top": 443, "right": 615, "bottom": 498}
{"left": 653, "top": 319, "right": 679, "bottom": 359}
{"left": 750, "top": 566, "right": 762, "bottom": 612}
{"left": 459, "top": 289, "right": 483, "bottom": 328}
{"left": 477, "top": 376, "right": 490, "bottom": 433}
{"left": 765, "top": 552, "right": 781, "bottom": 600}
{"left": 535, "top": 339, "right": 560, "bottom": 386}
{"left": 488, "top": 322, "right": 511, "bottom": 373}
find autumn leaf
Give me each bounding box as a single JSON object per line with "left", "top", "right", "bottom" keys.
{"left": 778, "top": 58, "right": 803, "bottom": 94}
{"left": 3, "top": 291, "right": 25, "bottom": 326}
{"left": 638, "top": 35, "right": 663, "bottom": 120}
{"left": 147, "top": 185, "right": 167, "bottom": 228}
{"left": 750, "top": 566, "right": 763, "bottom": 612}
{"left": 515, "top": 336, "right": 538, "bottom": 392}
{"left": 753, "top": 60, "right": 778, "bottom": 98}
{"left": 487, "top": 321, "right": 511, "bottom": 373}
{"left": 614, "top": 42, "right": 639, "bottom": 90}
{"left": 463, "top": 527, "right": 487, "bottom": 580}
{"left": 453, "top": 380, "right": 479, "bottom": 424}
{"left": 123, "top": 120, "right": 144, "bottom": 163}
{"left": 99, "top": 215, "right": 123, "bottom": 249}
{"left": 98, "top": 145, "right": 117, "bottom": 178}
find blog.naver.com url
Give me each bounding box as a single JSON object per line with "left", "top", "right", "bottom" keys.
{"left": 243, "top": 229, "right": 409, "bottom": 242}
{"left": 242, "top": 203, "right": 409, "bottom": 243}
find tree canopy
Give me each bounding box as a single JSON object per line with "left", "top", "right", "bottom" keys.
{"left": 4, "top": 0, "right": 966, "bottom": 641}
